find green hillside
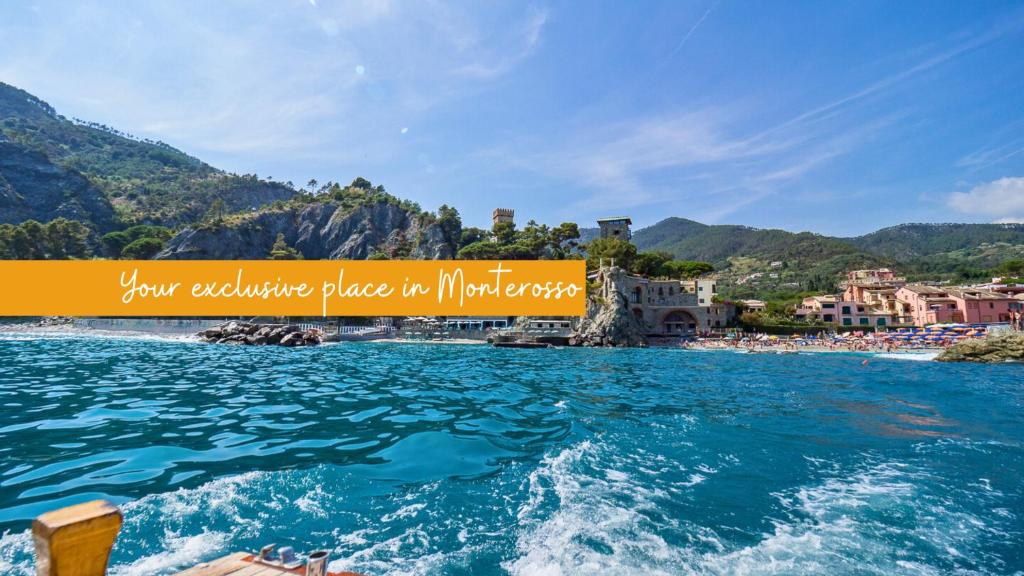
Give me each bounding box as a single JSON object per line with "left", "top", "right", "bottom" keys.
{"left": 626, "top": 217, "right": 1024, "bottom": 294}
{"left": 849, "top": 223, "right": 1024, "bottom": 262}
{"left": 0, "top": 82, "right": 295, "bottom": 227}
{"left": 633, "top": 217, "right": 873, "bottom": 266}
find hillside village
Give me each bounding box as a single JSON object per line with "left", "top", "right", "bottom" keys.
{"left": 578, "top": 215, "right": 1024, "bottom": 340}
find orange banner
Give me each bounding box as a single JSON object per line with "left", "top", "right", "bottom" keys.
{"left": 0, "top": 260, "right": 587, "bottom": 317}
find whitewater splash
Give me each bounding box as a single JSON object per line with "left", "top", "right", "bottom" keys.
{"left": 872, "top": 352, "right": 940, "bottom": 362}
{"left": 2, "top": 445, "right": 1019, "bottom": 576}
{"left": 503, "top": 440, "right": 1018, "bottom": 576}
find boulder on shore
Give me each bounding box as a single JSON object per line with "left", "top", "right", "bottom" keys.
{"left": 198, "top": 322, "right": 321, "bottom": 347}
{"left": 936, "top": 333, "right": 1024, "bottom": 363}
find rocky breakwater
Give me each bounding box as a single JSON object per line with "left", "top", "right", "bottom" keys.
{"left": 936, "top": 332, "right": 1024, "bottom": 363}
{"left": 198, "top": 321, "right": 322, "bottom": 347}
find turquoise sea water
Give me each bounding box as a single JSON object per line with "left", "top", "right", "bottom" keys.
{"left": 0, "top": 335, "right": 1021, "bottom": 575}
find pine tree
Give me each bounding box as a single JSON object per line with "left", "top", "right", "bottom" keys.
{"left": 269, "top": 233, "right": 302, "bottom": 260}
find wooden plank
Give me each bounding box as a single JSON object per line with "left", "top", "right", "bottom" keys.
{"left": 173, "top": 552, "right": 250, "bottom": 576}
{"left": 225, "top": 563, "right": 293, "bottom": 576}
{"left": 33, "top": 500, "right": 122, "bottom": 576}
{"left": 222, "top": 564, "right": 275, "bottom": 576}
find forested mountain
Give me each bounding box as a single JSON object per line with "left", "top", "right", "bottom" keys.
{"left": 630, "top": 218, "right": 1024, "bottom": 268}
{"left": 849, "top": 223, "right": 1024, "bottom": 262}
{"left": 624, "top": 217, "right": 1024, "bottom": 288}
{"left": 0, "top": 82, "right": 295, "bottom": 228}
{"left": 633, "top": 218, "right": 873, "bottom": 266}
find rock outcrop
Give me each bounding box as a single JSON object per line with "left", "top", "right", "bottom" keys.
{"left": 569, "top": 267, "right": 647, "bottom": 347}
{"left": 0, "top": 141, "right": 117, "bottom": 232}
{"left": 936, "top": 333, "right": 1024, "bottom": 363}
{"left": 157, "top": 200, "right": 455, "bottom": 260}
{"left": 569, "top": 294, "right": 647, "bottom": 347}
{"left": 198, "top": 321, "right": 322, "bottom": 347}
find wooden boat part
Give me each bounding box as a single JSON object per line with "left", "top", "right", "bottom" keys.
{"left": 31, "top": 500, "right": 363, "bottom": 576}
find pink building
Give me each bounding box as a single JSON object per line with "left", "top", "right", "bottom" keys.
{"left": 949, "top": 289, "right": 1016, "bottom": 324}
{"left": 894, "top": 286, "right": 963, "bottom": 326}
{"left": 842, "top": 268, "right": 907, "bottom": 317}
{"left": 845, "top": 268, "right": 902, "bottom": 284}
{"left": 895, "top": 285, "right": 1016, "bottom": 326}
{"left": 800, "top": 295, "right": 896, "bottom": 327}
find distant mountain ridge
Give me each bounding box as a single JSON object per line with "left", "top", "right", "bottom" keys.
{"left": 614, "top": 217, "right": 1024, "bottom": 285}
{"left": 848, "top": 223, "right": 1024, "bottom": 261}
{"left": 625, "top": 217, "right": 1024, "bottom": 262}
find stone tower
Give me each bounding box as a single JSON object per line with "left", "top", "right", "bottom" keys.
{"left": 492, "top": 208, "right": 514, "bottom": 227}
{"left": 597, "top": 217, "right": 632, "bottom": 241}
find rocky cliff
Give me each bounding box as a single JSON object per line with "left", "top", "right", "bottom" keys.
{"left": 936, "top": 333, "right": 1024, "bottom": 363}
{"left": 157, "top": 199, "right": 457, "bottom": 260}
{"left": 569, "top": 266, "right": 647, "bottom": 347}
{"left": 0, "top": 141, "right": 117, "bottom": 232}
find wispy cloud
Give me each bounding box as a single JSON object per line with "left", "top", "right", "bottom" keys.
{"left": 665, "top": 0, "right": 719, "bottom": 61}
{"left": 492, "top": 99, "right": 896, "bottom": 223}
{"left": 744, "top": 18, "right": 1022, "bottom": 148}
{"left": 956, "top": 120, "right": 1024, "bottom": 171}
{"left": 488, "top": 16, "right": 1021, "bottom": 225}
{"left": 449, "top": 6, "right": 549, "bottom": 79}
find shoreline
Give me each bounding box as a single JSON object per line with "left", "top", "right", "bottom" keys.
{"left": 679, "top": 343, "right": 945, "bottom": 355}
{"left": 0, "top": 323, "right": 947, "bottom": 358}
{"left": 0, "top": 323, "right": 200, "bottom": 343}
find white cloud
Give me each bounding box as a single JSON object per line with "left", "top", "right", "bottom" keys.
{"left": 948, "top": 177, "right": 1024, "bottom": 221}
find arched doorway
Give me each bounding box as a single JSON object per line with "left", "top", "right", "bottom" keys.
{"left": 661, "top": 310, "right": 698, "bottom": 335}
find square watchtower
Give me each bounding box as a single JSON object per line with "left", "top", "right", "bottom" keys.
{"left": 492, "top": 208, "right": 515, "bottom": 227}
{"left": 597, "top": 217, "right": 632, "bottom": 241}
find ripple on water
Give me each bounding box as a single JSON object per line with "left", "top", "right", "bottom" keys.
{"left": 0, "top": 336, "right": 1021, "bottom": 574}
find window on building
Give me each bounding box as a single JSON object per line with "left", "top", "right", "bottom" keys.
{"left": 877, "top": 318, "right": 887, "bottom": 326}
{"left": 842, "top": 318, "right": 853, "bottom": 326}
{"left": 859, "top": 318, "right": 869, "bottom": 325}
{"left": 842, "top": 306, "right": 852, "bottom": 315}
{"left": 823, "top": 314, "right": 834, "bottom": 322}
{"left": 823, "top": 303, "right": 835, "bottom": 309}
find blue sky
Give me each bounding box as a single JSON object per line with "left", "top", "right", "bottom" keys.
{"left": 2, "top": 0, "right": 1023, "bottom": 235}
